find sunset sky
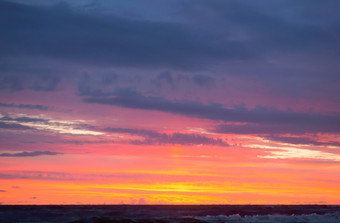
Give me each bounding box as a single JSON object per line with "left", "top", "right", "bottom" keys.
{"left": 1, "top": 0, "right": 340, "bottom": 205}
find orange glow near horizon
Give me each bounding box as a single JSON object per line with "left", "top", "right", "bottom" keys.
{"left": 1, "top": 136, "right": 340, "bottom": 205}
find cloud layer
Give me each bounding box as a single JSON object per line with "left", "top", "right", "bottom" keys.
{"left": 0, "top": 1, "right": 251, "bottom": 70}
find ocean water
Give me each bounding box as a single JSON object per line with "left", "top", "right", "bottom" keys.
{"left": 0, "top": 205, "right": 339, "bottom": 223}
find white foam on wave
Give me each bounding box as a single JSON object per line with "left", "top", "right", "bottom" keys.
{"left": 196, "top": 213, "right": 340, "bottom": 223}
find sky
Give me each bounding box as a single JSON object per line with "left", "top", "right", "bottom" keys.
{"left": 0, "top": 0, "right": 340, "bottom": 205}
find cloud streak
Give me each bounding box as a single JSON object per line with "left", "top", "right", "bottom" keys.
{"left": 104, "top": 127, "right": 228, "bottom": 146}
{"left": 0, "top": 114, "right": 103, "bottom": 135}
{"left": 0, "top": 151, "right": 62, "bottom": 157}
{"left": 0, "top": 102, "right": 49, "bottom": 110}
{"left": 0, "top": 171, "right": 148, "bottom": 181}
{"left": 248, "top": 144, "right": 340, "bottom": 162}
{"left": 265, "top": 135, "right": 340, "bottom": 147}
{"left": 84, "top": 89, "right": 340, "bottom": 134}
{"left": 0, "top": 122, "right": 33, "bottom": 130}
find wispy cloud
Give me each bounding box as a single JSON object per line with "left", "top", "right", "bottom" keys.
{"left": 0, "top": 114, "right": 103, "bottom": 135}
{"left": 104, "top": 127, "right": 228, "bottom": 146}
{"left": 246, "top": 144, "right": 340, "bottom": 162}
{"left": 0, "top": 121, "right": 33, "bottom": 130}
{"left": 0, "top": 170, "right": 148, "bottom": 181}
{"left": 0, "top": 151, "right": 62, "bottom": 157}
{"left": 265, "top": 135, "right": 340, "bottom": 147}
{"left": 0, "top": 102, "right": 49, "bottom": 110}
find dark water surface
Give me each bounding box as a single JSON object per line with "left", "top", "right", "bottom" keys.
{"left": 0, "top": 205, "right": 339, "bottom": 223}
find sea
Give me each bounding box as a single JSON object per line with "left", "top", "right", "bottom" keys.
{"left": 0, "top": 205, "right": 339, "bottom": 223}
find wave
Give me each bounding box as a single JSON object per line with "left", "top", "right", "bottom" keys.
{"left": 0, "top": 205, "right": 339, "bottom": 223}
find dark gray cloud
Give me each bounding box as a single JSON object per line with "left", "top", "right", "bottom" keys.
{"left": 77, "top": 73, "right": 119, "bottom": 97}
{"left": 0, "top": 151, "right": 62, "bottom": 157}
{"left": 0, "top": 1, "right": 251, "bottom": 70}
{"left": 213, "top": 123, "right": 340, "bottom": 135}
{"left": 58, "top": 140, "right": 112, "bottom": 145}
{"left": 0, "top": 122, "right": 33, "bottom": 130}
{"left": 157, "top": 72, "right": 174, "bottom": 87}
{"left": 179, "top": 0, "right": 340, "bottom": 101}
{"left": 0, "top": 74, "right": 60, "bottom": 92}
{"left": 192, "top": 75, "right": 215, "bottom": 86}
{"left": 0, "top": 115, "right": 47, "bottom": 131}
{"left": 0, "top": 190, "right": 6, "bottom": 192}
{"left": 0, "top": 171, "right": 73, "bottom": 180}
{"left": 84, "top": 89, "right": 340, "bottom": 134}
{"left": 104, "top": 127, "right": 227, "bottom": 146}
{"left": 151, "top": 132, "right": 226, "bottom": 146}
{"left": 182, "top": 0, "right": 340, "bottom": 55}
{"left": 1, "top": 0, "right": 339, "bottom": 102}
{"left": 0, "top": 54, "right": 62, "bottom": 91}
{"left": 0, "top": 170, "right": 148, "bottom": 181}
{"left": 0, "top": 115, "right": 98, "bottom": 135}
{"left": 0, "top": 116, "right": 47, "bottom": 123}
{"left": 0, "top": 102, "right": 49, "bottom": 110}
{"left": 104, "top": 127, "right": 160, "bottom": 138}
